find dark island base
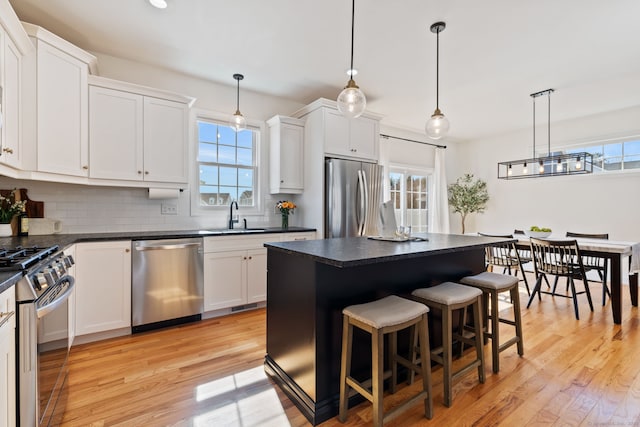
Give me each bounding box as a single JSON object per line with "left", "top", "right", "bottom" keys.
{"left": 265, "top": 238, "right": 487, "bottom": 425}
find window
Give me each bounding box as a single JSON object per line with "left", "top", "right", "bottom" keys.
{"left": 566, "top": 137, "right": 640, "bottom": 172}
{"left": 389, "top": 168, "right": 430, "bottom": 232}
{"left": 197, "top": 120, "right": 258, "bottom": 207}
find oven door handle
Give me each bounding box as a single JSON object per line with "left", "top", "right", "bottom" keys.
{"left": 36, "top": 276, "right": 75, "bottom": 319}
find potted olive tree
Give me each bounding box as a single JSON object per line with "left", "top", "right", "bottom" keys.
{"left": 448, "top": 174, "right": 489, "bottom": 234}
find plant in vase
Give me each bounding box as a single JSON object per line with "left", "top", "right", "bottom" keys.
{"left": 276, "top": 200, "right": 296, "bottom": 230}
{"left": 0, "top": 189, "right": 26, "bottom": 236}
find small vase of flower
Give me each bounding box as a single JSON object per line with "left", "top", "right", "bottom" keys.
{"left": 276, "top": 200, "right": 296, "bottom": 230}
{"left": 0, "top": 189, "right": 26, "bottom": 237}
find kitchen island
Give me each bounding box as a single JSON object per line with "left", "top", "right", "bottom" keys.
{"left": 264, "top": 233, "right": 511, "bottom": 425}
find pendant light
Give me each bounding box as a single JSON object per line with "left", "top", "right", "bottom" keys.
{"left": 229, "top": 73, "right": 246, "bottom": 132}
{"left": 425, "top": 22, "right": 450, "bottom": 140}
{"left": 337, "top": 0, "right": 366, "bottom": 119}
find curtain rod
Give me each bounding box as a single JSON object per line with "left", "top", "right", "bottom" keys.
{"left": 380, "top": 134, "right": 446, "bottom": 149}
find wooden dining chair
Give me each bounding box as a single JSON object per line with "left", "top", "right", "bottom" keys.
{"left": 566, "top": 232, "right": 610, "bottom": 306}
{"left": 479, "top": 233, "right": 530, "bottom": 295}
{"left": 526, "top": 238, "right": 594, "bottom": 320}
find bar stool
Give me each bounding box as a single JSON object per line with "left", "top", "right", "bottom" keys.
{"left": 411, "top": 282, "right": 485, "bottom": 407}
{"left": 460, "top": 271, "right": 524, "bottom": 373}
{"left": 339, "top": 295, "right": 433, "bottom": 426}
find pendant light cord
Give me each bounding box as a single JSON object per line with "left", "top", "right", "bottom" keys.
{"left": 532, "top": 95, "right": 536, "bottom": 158}
{"left": 236, "top": 78, "right": 240, "bottom": 111}
{"left": 547, "top": 91, "right": 551, "bottom": 156}
{"left": 350, "top": 0, "right": 355, "bottom": 74}
{"left": 435, "top": 27, "right": 440, "bottom": 110}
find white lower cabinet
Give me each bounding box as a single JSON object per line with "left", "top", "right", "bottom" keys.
{"left": 203, "top": 232, "right": 317, "bottom": 312}
{"left": 74, "top": 241, "right": 131, "bottom": 336}
{"left": 0, "top": 286, "right": 16, "bottom": 427}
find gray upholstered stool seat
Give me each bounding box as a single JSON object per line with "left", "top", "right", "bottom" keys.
{"left": 461, "top": 271, "right": 524, "bottom": 373}
{"left": 339, "top": 295, "right": 433, "bottom": 426}
{"left": 411, "top": 282, "right": 485, "bottom": 407}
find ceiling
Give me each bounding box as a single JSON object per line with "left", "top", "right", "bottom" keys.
{"left": 9, "top": 0, "right": 640, "bottom": 142}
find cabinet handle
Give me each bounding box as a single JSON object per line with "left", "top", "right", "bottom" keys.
{"left": 138, "top": 171, "right": 142, "bottom": 174}
{"left": 2, "top": 147, "right": 13, "bottom": 154}
{"left": 280, "top": 180, "right": 284, "bottom": 183}
{"left": 0, "top": 311, "right": 14, "bottom": 329}
{"left": 82, "top": 165, "right": 89, "bottom": 170}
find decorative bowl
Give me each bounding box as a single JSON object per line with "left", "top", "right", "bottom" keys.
{"left": 524, "top": 230, "right": 552, "bottom": 238}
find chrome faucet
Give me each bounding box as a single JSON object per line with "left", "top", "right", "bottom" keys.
{"left": 228, "top": 201, "right": 239, "bottom": 229}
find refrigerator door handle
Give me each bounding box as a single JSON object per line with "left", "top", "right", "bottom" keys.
{"left": 360, "top": 169, "right": 369, "bottom": 236}
{"left": 356, "top": 170, "right": 366, "bottom": 236}
{"left": 327, "top": 160, "right": 334, "bottom": 237}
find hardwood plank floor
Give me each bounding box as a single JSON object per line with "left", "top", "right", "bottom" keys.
{"left": 61, "top": 275, "right": 640, "bottom": 426}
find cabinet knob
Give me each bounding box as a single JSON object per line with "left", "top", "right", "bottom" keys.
{"left": 125, "top": 248, "right": 130, "bottom": 253}
{"left": 248, "top": 256, "right": 252, "bottom": 260}
{"left": 138, "top": 171, "right": 142, "bottom": 174}
{"left": 145, "top": 171, "right": 149, "bottom": 175}
{"left": 2, "top": 147, "right": 13, "bottom": 154}
{"left": 82, "top": 165, "right": 89, "bottom": 170}
{"left": 280, "top": 180, "right": 284, "bottom": 183}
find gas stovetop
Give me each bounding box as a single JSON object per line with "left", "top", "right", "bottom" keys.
{"left": 0, "top": 245, "right": 60, "bottom": 272}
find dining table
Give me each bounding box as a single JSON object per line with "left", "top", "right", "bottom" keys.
{"left": 515, "top": 235, "right": 640, "bottom": 325}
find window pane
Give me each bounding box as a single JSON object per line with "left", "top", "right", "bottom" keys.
{"left": 219, "top": 167, "right": 237, "bottom": 186}
{"left": 237, "top": 130, "right": 253, "bottom": 148}
{"left": 604, "top": 143, "right": 622, "bottom": 157}
{"left": 198, "top": 142, "right": 217, "bottom": 163}
{"left": 237, "top": 147, "right": 252, "bottom": 166}
{"left": 218, "top": 126, "right": 235, "bottom": 146}
{"left": 198, "top": 122, "right": 218, "bottom": 143}
{"left": 238, "top": 189, "right": 253, "bottom": 206}
{"left": 604, "top": 157, "right": 622, "bottom": 171}
{"left": 238, "top": 169, "right": 253, "bottom": 187}
{"left": 219, "top": 187, "right": 237, "bottom": 203}
{"left": 219, "top": 145, "right": 236, "bottom": 164}
{"left": 623, "top": 154, "right": 640, "bottom": 170}
{"left": 624, "top": 140, "right": 640, "bottom": 155}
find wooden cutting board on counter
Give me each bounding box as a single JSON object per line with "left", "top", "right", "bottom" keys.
{"left": 0, "top": 188, "right": 45, "bottom": 218}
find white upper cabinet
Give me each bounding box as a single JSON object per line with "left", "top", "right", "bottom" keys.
{"left": 294, "top": 98, "right": 381, "bottom": 162}
{"left": 88, "top": 76, "right": 191, "bottom": 184}
{"left": 0, "top": 4, "right": 33, "bottom": 171}
{"left": 268, "top": 115, "right": 305, "bottom": 194}
{"left": 20, "top": 23, "right": 97, "bottom": 178}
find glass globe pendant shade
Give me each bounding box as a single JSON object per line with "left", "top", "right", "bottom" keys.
{"left": 229, "top": 110, "right": 246, "bottom": 132}
{"left": 425, "top": 108, "right": 450, "bottom": 140}
{"left": 337, "top": 79, "right": 367, "bottom": 119}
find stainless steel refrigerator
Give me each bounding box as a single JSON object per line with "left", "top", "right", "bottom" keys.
{"left": 325, "top": 157, "right": 384, "bottom": 238}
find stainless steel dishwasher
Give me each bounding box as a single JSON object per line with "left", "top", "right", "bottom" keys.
{"left": 132, "top": 237, "right": 204, "bottom": 333}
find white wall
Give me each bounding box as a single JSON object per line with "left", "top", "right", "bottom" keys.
{"left": 449, "top": 105, "right": 640, "bottom": 241}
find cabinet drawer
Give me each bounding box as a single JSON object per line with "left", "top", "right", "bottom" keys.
{"left": 204, "top": 234, "right": 281, "bottom": 252}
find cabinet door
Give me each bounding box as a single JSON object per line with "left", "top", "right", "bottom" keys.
{"left": 89, "top": 86, "right": 144, "bottom": 180}
{"left": 203, "top": 250, "right": 246, "bottom": 311}
{"left": 246, "top": 248, "right": 267, "bottom": 303}
{"left": 36, "top": 40, "right": 89, "bottom": 177}
{"left": 0, "top": 287, "right": 15, "bottom": 427}
{"left": 324, "top": 109, "right": 351, "bottom": 158}
{"left": 75, "top": 241, "right": 132, "bottom": 336}
{"left": 143, "top": 97, "right": 188, "bottom": 183}
{"left": 270, "top": 120, "right": 304, "bottom": 194}
{"left": 1, "top": 34, "right": 22, "bottom": 169}
{"left": 349, "top": 115, "right": 378, "bottom": 161}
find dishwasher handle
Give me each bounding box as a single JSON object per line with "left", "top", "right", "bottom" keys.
{"left": 135, "top": 242, "right": 202, "bottom": 251}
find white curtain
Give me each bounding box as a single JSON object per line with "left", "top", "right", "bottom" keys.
{"left": 429, "top": 147, "right": 450, "bottom": 233}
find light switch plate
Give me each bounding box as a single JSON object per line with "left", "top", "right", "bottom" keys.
{"left": 161, "top": 203, "right": 178, "bottom": 215}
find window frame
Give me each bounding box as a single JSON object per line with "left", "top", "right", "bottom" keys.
{"left": 190, "top": 109, "right": 265, "bottom": 217}
{"left": 563, "top": 134, "right": 640, "bottom": 174}
{"left": 388, "top": 163, "right": 433, "bottom": 233}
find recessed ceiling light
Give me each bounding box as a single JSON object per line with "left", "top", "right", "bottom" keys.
{"left": 149, "top": 0, "right": 167, "bottom": 9}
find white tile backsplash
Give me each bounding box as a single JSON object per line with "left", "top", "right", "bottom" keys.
{"left": 0, "top": 177, "right": 289, "bottom": 234}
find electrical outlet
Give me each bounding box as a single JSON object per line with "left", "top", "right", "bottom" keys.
{"left": 161, "top": 203, "right": 178, "bottom": 215}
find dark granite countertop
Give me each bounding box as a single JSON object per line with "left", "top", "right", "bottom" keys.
{"left": 264, "top": 233, "right": 514, "bottom": 268}
{"left": 0, "top": 226, "right": 315, "bottom": 293}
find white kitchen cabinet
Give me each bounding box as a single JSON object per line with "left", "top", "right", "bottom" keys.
{"left": 324, "top": 107, "right": 378, "bottom": 161}
{"left": 0, "top": 31, "right": 23, "bottom": 169}
{"left": 74, "top": 241, "right": 131, "bottom": 337}
{"left": 88, "top": 76, "right": 191, "bottom": 184}
{"left": 21, "top": 23, "right": 96, "bottom": 177}
{"left": 0, "top": 286, "right": 16, "bottom": 427}
{"left": 280, "top": 231, "right": 316, "bottom": 242}
{"left": 203, "top": 235, "right": 282, "bottom": 311}
{"left": 268, "top": 115, "right": 305, "bottom": 194}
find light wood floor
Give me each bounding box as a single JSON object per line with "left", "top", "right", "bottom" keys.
{"left": 61, "top": 276, "right": 640, "bottom": 426}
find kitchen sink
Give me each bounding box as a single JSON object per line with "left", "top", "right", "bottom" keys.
{"left": 198, "top": 228, "right": 267, "bottom": 235}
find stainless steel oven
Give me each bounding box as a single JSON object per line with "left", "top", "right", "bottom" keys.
{"left": 8, "top": 246, "right": 75, "bottom": 427}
